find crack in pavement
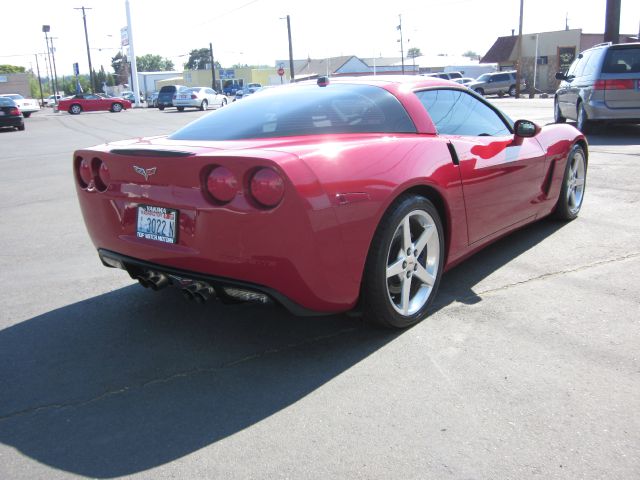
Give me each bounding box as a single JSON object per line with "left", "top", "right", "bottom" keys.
{"left": 0, "top": 327, "right": 358, "bottom": 423}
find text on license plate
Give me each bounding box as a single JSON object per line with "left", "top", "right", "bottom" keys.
{"left": 136, "top": 205, "right": 178, "bottom": 243}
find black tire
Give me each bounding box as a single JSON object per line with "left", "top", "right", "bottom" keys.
{"left": 576, "top": 101, "right": 590, "bottom": 133}
{"left": 200, "top": 100, "right": 208, "bottom": 111}
{"left": 111, "top": 102, "right": 123, "bottom": 113}
{"left": 554, "top": 97, "right": 566, "bottom": 123}
{"left": 23, "top": 112, "right": 32, "bottom": 118}
{"left": 508, "top": 85, "right": 517, "bottom": 97}
{"left": 69, "top": 104, "right": 82, "bottom": 115}
{"left": 159, "top": 106, "right": 165, "bottom": 111}
{"left": 553, "top": 144, "right": 587, "bottom": 221}
{"left": 361, "top": 195, "right": 444, "bottom": 329}
{"left": 17, "top": 124, "right": 25, "bottom": 131}
{"left": 474, "top": 88, "right": 484, "bottom": 96}
{"left": 221, "top": 98, "right": 227, "bottom": 107}
{"left": 177, "top": 106, "right": 185, "bottom": 112}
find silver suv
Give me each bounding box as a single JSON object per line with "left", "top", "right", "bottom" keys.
{"left": 554, "top": 42, "right": 640, "bottom": 132}
{"left": 468, "top": 71, "right": 524, "bottom": 97}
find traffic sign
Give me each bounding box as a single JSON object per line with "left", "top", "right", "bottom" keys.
{"left": 277, "top": 67, "right": 285, "bottom": 76}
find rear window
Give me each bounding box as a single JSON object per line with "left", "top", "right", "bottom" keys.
{"left": 0, "top": 98, "right": 15, "bottom": 107}
{"left": 159, "top": 86, "right": 177, "bottom": 93}
{"left": 602, "top": 47, "right": 640, "bottom": 74}
{"left": 169, "top": 83, "right": 416, "bottom": 141}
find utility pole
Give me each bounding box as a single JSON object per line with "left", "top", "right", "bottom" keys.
{"left": 209, "top": 42, "right": 217, "bottom": 90}
{"left": 125, "top": 0, "right": 141, "bottom": 106}
{"left": 34, "top": 54, "right": 45, "bottom": 106}
{"left": 286, "top": 15, "right": 295, "bottom": 82}
{"left": 75, "top": 6, "right": 96, "bottom": 92}
{"left": 397, "top": 15, "right": 405, "bottom": 75}
{"left": 604, "top": 0, "right": 621, "bottom": 44}
{"left": 515, "top": 0, "right": 524, "bottom": 98}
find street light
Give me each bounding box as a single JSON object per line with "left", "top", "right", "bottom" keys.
{"left": 42, "top": 25, "right": 60, "bottom": 103}
{"left": 75, "top": 6, "right": 96, "bottom": 92}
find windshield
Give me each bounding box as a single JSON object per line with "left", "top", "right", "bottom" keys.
{"left": 476, "top": 74, "right": 490, "bottom": 82}
{"left": 169, "top": 83, "right": 416, "bottom": 141}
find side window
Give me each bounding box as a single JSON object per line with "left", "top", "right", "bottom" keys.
{"left": 567, "top": 56, "right": 583, "bottom": 76}
{"left": 205, "top": 88, "right": 215, "bottom": 94}
{"left": 415, "top": 89, "right": 511, "bottom": 137}
{"left": 573, "top": 51, "right": 593, "bottom": 77}
{"left": 581, "top": 50, "right": 601, "bottom": 77}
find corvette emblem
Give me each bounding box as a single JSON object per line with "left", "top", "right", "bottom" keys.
{"left": 133, "top": 166, "right": 157, "bottom": 181}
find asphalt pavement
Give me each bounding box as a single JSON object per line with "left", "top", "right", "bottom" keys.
{"left": 0, "top": 100, "right": 638, "bottom": 479}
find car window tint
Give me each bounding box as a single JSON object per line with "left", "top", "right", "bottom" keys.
{"left": 573, "top": 50, "right": 593, "bottom": 77}
{"left": 170, "top": 84, "right": 416, "bottom": 140}
{"left": 415, "top": 89, "right": 511, "bottom": 137}
{"left": 0, "top": 98, "right": 15, "bottom": 106}
{"left": 581, "top": 50, "right": 601, "bottom": 76}
{"left": 602, "top": 47, "right": 640, "bottom": 73}
{"left": 566, "top": 56, "right": 582, "bottom": 76}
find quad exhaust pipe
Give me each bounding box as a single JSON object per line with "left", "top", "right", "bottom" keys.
{"left": 181, "top": 282, "right": 215, "bottom": 303}
{"left": 137, "top": 271, "right": 169, "bottom": 291}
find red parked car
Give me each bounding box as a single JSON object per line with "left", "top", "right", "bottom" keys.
{"left": 59, "top": 93, "right": 132, "bottom": 114}
{"left": 73, "top": 77, "right": 587, "bottom": 328}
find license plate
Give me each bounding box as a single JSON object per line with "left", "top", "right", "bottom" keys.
{"left": 179, "top": 95, "right": 188, "bottom": 99}
{"left": 0, "top": 111, "right": 4, "bottom": 116}
{"left": 136, "top": 205, "right": 178, "bottom": 243}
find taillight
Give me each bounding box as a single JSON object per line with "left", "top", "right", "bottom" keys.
{"left": 94, "top": 158, "right": 110, "bottom": 192}
{"left": 206, "top": 166, "right": 238, "bottom": 203}
{"left": 191, "top": 94, "right": 197, "bottom": 99}
{"left": 594, "top": 79, "right": 634, "bottom": 90}
{"left": 249, "top": 168, "right": 284, "bottom": 208}
{"left": 8, "top": 107, "right": 20, "bottom": 115}
{"left": 77, "top": 157, "right": 92, "bottom": 188}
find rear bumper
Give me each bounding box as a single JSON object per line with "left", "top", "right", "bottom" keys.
{"left": 585, "top": 100, "right": 640, "bottom": 122}
{"left": 0, "top": 116, "right": 23, "bottom": 128}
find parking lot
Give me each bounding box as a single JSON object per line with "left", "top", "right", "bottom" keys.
{"left": 1, "top": 100, "right": 639, "bottom": 479}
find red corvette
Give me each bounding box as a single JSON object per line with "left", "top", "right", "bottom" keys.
{"left": 74, "top": 77, "right": 587, "bottom": 328}
{"left": 59, "top": 93, "right": 132, "bottom": 114}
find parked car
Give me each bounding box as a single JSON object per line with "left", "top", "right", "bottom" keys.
{"left": 120, "top": 91, "right": 144, "bottom": 103}
{"left": 173, "top": 87, "right": 227, "bottom": 111}
{"left": 0, "top": 97, "right": 25, "bottom": 131}
{"left": 147, "top": 92, "right": 159, "bottom": 108}
{"left": 72, "top": 76, "right": 587, "bottom": 329}
{"left": 453, "top": 77, "right": 475, "bottom": 86}
{"left": 423, "top": 72, "right": 463, "bottom": 80}
{"left": 58, "top": 93, "right": 132, "bottom": 114}
{"left": 233, "top": 86, "right": 261, "bottom": 101}
{"left": 0, "top": 94, "right": 40, "bottom": 118}
{"left": 554, "top": 42, "right": 640, "bottom": 132}
{"left": 45, "top": 94, "right": 65, "bottom": 107}
{"left": 157, "top": 85, "right": 188, "bottom": 110}
{"left": 468, "top": 71, "right": 525, "bottom": 97}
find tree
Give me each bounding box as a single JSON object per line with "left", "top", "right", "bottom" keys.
{"left": 462, "top": 50, "right": 480, "bottom": 60}
{"left": 407, "top": 48, "right": 423, "bottom": 59}
{"left": 111, "top": 52, "right": 129, "bottom": 85}
{"left": 184, "top": 48, "right": 212, "bottom": 70}
{"left": 0, "top": 65, "right": 26, "bottom": 74}
{"left": 136, "top": 54, "right": 174, "bottom": 72}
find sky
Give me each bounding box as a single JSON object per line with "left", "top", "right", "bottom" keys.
{"left": 1, "top": 0, "right": 639, "bottom": 76}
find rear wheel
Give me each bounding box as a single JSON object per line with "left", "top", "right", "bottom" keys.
{"left": 159, "top": 106, "right": 165, "bottom": 111}
{"left": 554, "top": 144, "right": 587, "bottom": 220}
{"left": 220, "top": 98, "right": 227, "bottom": 107}
{"left": 361, "top": 195, "right": 444, "bottom": 329}
{"left": 200, "top": 100, "right": 208, "bottom": 111}
{"left": 554, "top": 97, "right": 566, "bottom": 123}
{"left": 474, "top": 88, "right": 484, "bottom": 96}
{"left": 23, "top": 112, "right": 32, "bottom": 118}
{"left": 576, "top": 101, "right": 590, "bottom": 133}
{"left": 17, "top": 124, "right": 25, "bottom": 131}
{"left": 177, "top": 106, "right": 185, "bottom": 112}
{"left": 69, "top": 104, "right": 82, "bottom": 115}
{"left": 111, "top": 102, "right": 123, "bottom": 112}
{"left": 508, "top": 85, "right": 517, "bottom": 96}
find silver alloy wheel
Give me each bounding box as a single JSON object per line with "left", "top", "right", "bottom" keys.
{"left": 566, "top": 148, "right": 586, "bottom": 215}
{"left": 385, "top": 209, "right": 440, "bottom": 316}
{"left": 70, "top": 104, "right": 81, "bottom": 114}
{"left": 112, "top": 103, "right": 122, "bottom": 112}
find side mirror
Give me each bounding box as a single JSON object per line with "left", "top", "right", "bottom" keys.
{"left": 514, "top": 119, "right": 540, "bottom": 138}
{"left": 555, "top": 72, "right": 566, "bottom": 80}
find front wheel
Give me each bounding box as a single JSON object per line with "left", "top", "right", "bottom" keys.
{"left": 69, "top": 104, "right": 82, "bottom": 115}
{"left": 361, "top": 195, "right": 444, "bottom": 329}
{"left": 554, "top": 98, "right": 566, "bottom": 123}
{"left": 508, "top": 85, "right": 517, "bottom": 97}
{"left": 554, "top": 144, "right": 587, "bottom": 220}
{"left": 111, "top": 102, "right": 123, "bottom": 112}
{"left": 200, "top": 100, "right": 208, "bottom": 111}
{"left": 474, "top": 88, "right": 484, "bottom": 96}
{"left": 177, "top": 106, "right": 185, "bottom": 112}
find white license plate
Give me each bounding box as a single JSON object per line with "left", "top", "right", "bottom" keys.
{"left": 136, "top": 205, "right": 178, "bottom": 243}
{"left": 179, "top": 95, "right": 188, "bottom": 99}
{"left": 0, "top": 111, "right": 4, "bottom": 116}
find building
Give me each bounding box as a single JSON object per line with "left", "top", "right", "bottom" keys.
{"left": 481, "top": 29, "right": 638, "bottom": 92}
{"left": 0, "top": 73, "right": 30, "bottom": 97}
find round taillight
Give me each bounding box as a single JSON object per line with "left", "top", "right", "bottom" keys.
{"left": 250, "top": 168, "right": 284, "bottom": 208}
{"left": 78, "top": 158, "right": 92, "bottom": 187}
{"left": 206, "top": 166, "right": 238, "bottom": 203}
{"left": 95, "top": 159, "right": 110, "bottom": 192}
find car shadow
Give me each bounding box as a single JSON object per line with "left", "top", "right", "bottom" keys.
{"left": 0, "top": 286, "right": 397, "bottom": 477}
{"left": 582, "top": 123, "right": 640, "bottom": 146}
{"left": 433, "top": 218, "right": 568, "bottom": 310}
{"left": 0, "top": 218, "right": 566, "bottom": 477}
